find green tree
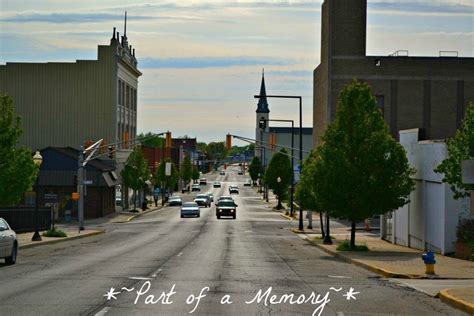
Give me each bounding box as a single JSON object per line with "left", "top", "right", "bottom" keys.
{"left": 0, "top": 94, "right": 38, "bottom": 207}
{"left": 435, "top": 102, "right": 474, "bottom": 199}
{"left": 137, "top": 132, "right": 164, "bottom": 148}
{"left": 154, "top": 159, "right": 178, "bottom": 199}
{"left": 191, "top": 166, "right": 200, "bottom": 184}
{"left": 265, "top": 148, "right": 293, "bottom": 209}
{"left": 206, "top": 142, "right": 228, "bottom": 161}
{"left": 121, "top": 146, "right": 150, "bottom": 210}
{"left": 295, "top": 151, "right": 325, "bottom": 237}
{"left": 248, "top": 156, "right": 263, "bottom": 185}
{"left": 314, "top": 79, "right": 415, "bottom": 248}
{"left": 180, "top": 155, "right": 193, "bottom": 188}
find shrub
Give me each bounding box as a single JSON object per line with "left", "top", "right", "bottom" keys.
{"left": 42, "top": 228, "right": 67, "bottom": 238}
{"left": 456, "top": 219, "right": 474, "bottom": 243}
{"left": 336, "top": 240, "right": 369, "bottom": 251}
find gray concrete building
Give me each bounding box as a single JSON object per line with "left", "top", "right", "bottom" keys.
{"left": 0, "top": 15, "right": 141, "bottom": 151}
{"left": 314, "top": 0, "right": 474, "bottom": 146}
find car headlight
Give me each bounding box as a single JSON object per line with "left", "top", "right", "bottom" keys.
{"left": 231, "top": 210, "right": 234, "bottom": 213}
{"left": 219, "top": 210, "right": 222, "bottom": 213}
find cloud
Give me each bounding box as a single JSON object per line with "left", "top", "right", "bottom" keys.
{"left": 140, "top": 56, "right": 293, "bottom": 69}
{"left": 368, "top": 1, "right": 473, "bottom": 16}
{"left": 0, "top": 12, "right": 155, "bottom": 23}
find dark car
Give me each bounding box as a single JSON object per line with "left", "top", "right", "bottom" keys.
{"left": 213, "top": 181, "right": 221, "bottom": 188}
{"left": 199, "top": 178, "right": 207, "bottom": 185}
{"left": 219, "top": 171, "right": 225, "bottom": 176}
{"left": 216, "top": 199, "right": 238, "bottom": 219}
{"left": 238, "top": 170, "right": 243, "bottom": 175}
{"left": 244, "top": 180, "right": 252, "bottom": 187}
{"left": 192, "top": 184, "right": 201, "bottom": 192}
{"left": 229, "top": 185, "right": 239, "bottom": 194}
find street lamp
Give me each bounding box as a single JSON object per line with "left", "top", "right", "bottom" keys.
{"left": 32, "top": 150, "right": 43, "bottom": 241}
{"left": 259, "top": 118, "right": 295, "bottom": 217}
{"left": 255, "top": 94, "right": 304, "bottom": 231}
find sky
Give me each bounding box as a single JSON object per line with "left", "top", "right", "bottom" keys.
{"left": 0, "top": 0, "right": 473, "bottom": 145}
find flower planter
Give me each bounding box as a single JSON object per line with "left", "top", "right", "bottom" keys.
{"left": 455, "top": 241, "right": 474, "bottom": 261}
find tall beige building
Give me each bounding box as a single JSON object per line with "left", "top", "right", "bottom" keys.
{"left": 0, "top": 16, "right": 141, "bottom": 151}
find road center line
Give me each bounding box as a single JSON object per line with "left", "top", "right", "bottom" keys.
{"left": 177, "top": 252, "right": 183, "bottom": 257}
{"left": 128, "top": 276, "right": 153, "bottom": 280}
{"left": 328, "top": 275, "right": 352, "bottom": 279}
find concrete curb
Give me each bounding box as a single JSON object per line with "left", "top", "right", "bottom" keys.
{"left": 19, "top": 230, "right": 105, "bottom": 250}
{"left": 301, "top": 234, "right": 422, "bottom": 279}
{"left": 439, "top": 288, "right": 474, "bottom": 315}
{"left": 116, "top": 206, "right": 164, "bottom": 223}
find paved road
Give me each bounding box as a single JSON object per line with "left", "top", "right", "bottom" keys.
{"left": 0, "top": 166, "right": 465, "bottom": 315}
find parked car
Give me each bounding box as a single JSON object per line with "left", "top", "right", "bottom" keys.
{"left": 168, "top": 196, "right": 182, "bottom": 206}
{"left": 199, "top": 178, "right": 207, "bottom": 185}
{"left": 181, "top": 202, "right": 200, "bottom": 218}
{"left": 219, "top": 171, "right": 225, "bottom": 175}
{"left": 194, "top": 194, "right": 211, "bottom": 207}
{"left": 244, "top": 180, "right": 252, "bottom": 187}
{"left": 213, "top": 181, "right": 221, "bottom": 188}
{"left": 216, "top": 199, "right": 238, "bottom": 219}
{"left": 0, "top": 218, "right": 17, "bottom": 264}
{"left": 207, "top": 192, "right": 214, "bottom": 203}
{"left": 192, "top": 184, "right": 201, "bottom": 192}
{"left": 229, "top": 185, "right": 239, "bottom": 194}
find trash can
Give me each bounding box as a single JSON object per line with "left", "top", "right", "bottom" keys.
{"left": 64, "top": 209, "right": 72, "bottom": 223}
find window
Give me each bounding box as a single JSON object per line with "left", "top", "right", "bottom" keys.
{"left": 118, "top": 80, "right": 122, "bottom": 105}
{"left": 0, "top": 219, "right": 8, "bottom": 231}
{"left": 126, "top": 85, "right": 130, "bottom": 108}
{"left": 375, "top": 95, "right": 384, "bottom": 116}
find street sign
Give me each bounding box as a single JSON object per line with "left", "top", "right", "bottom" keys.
{"left": 293, "top": 164, "right": 301, "bottom": 184}
{"left": 83, "top": 180, "right": 93, "bottom": 185}
{"left": 165, "top": 162, "right": 172, "bottom": 176}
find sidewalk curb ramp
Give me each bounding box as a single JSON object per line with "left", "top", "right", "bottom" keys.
{"left": 19, "top": 230, "right": 105, "bottom": 250}
{"left": 301, "top": 234, "right": 422, "bottom": 279}
{"left": 439, "top": 288, "right": 474, "bottom": 315}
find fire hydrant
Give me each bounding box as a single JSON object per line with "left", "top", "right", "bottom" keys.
{"left": 421, "top": 250, "right": 436, "bottom": 274}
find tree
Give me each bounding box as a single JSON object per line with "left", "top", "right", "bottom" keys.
{"left": 248, "top": 156, "right": 263, "bottom": 185}
{"left": 0, "top": 94, "right": 38, "bottom": 207}
{"left": 314, "top": 79, "right": 415, "bottom": 248}
{"left": 137, "top": 132, "right": 164, "bottom": 148}
{"left": 121, "top": 146, "right": 150, "bottom": 210}
{"left": 180, "top": 155, "right": 193, "bottom": 189}
{"left": 265, "top": 148, "right": 293, "bottom": 209}
{"left": 191, "top": 166, "right": 200, "bottom": 184}
{"left": 154, "top": 159, "right": 178, "bottom": 202}
{"left": 295, "top": 151, "right": 325, "bottom": 238}
{"left": 206, "top": 142, "right": 228, "bottom": 161}
{"left": 435, "top": 102, "right": 474, "bottom": 199}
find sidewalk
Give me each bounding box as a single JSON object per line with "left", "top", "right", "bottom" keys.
{"left": 293, "top": 229, "right": 474, "bottom": 314}
{"left": 17, "top": 205, "right": 163, "bottom": 250}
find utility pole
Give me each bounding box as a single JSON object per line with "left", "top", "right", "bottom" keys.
{"left": 78, "top": 147, "right": 84, "bottom": 231}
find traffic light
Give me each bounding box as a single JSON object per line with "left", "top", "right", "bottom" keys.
{"left": 108, "top": 145, "right": 115, "bottom": 159}
{"left": 165, "top": 131, "right": 172, "bottom": 148}
{"left": 225, "top": 134, "right": 232, "bottom": 150}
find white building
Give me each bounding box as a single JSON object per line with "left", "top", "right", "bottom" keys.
{"left": 381, "top": 128, "right": 473, "bottom": 254}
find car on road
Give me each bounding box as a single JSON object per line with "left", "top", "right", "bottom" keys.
{"left": 244, "top": 180, "right": 252, "bottom": 187}
{"left": 219, "top": 171, "right": 225, "bottom": 175}
{"left": 168, "top": 196, "right": 182, "bottom": 206}
{"left": 191, "top": 184, "right": 201, "bottom": 192}
{"left": 0, "top": 218, "right": 17, "bottom": 265}
{"left": 216, "top": 199, "right": 238, "bottom": 219}
{"left": 194, "top": 194, "right": 211, "bottom": 207}
{"left": 199, "top": 178, "right": 207, "bottom": 185}
{"left": 218, "top": 195, "right": 234, "bottom": 202}
{"left": 238, "top": 170, "right": 243, "bottom": 175}
{"left": 213, "top": 181, "right": 221, "bottom": 188}
{"left": 229, "top": 185, "right": 239, "bottom": 194}
{"left": 181, "top": 202, "right": 200, "bottom": 218}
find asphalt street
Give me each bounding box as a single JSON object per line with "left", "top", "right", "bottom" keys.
{"left": 0, "top": 166, "right": 465, "bottom": 315}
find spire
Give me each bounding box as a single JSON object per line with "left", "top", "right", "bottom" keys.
{"left": 122, "top": 11, "right": 129, "bottom": 49}
{"left": 124, "top": 11, "right": 127, "bottom": 36}
{"left": 256, "top": 69, "right": 269, "bottom": 113}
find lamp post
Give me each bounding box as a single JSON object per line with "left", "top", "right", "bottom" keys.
{"left": 259, "top": 118, "right": 295, "bottom": 217}
{"left": 32, "top": 150, "right": 43, "bottom": 241}
{"left": 255, "top": 94, "right": 303, "bottom": 231}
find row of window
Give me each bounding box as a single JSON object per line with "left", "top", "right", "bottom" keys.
{"left": 118, "top": 79, "right": 137, "bottom": 111}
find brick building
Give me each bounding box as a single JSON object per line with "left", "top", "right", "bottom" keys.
{"left": 313, "top": 0, "right": 474, "bottom": 146}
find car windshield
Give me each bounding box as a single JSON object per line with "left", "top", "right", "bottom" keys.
{"left": 183, "top": 202, "right": 197, "bottom": 207}
{"left": 196, "top": 195, "right": 207, "bottom": 199}
{"left": 170, "top": 196, "right": 181, "bottom": 200}
{"left": 218, "top": 201, "right": 235, "bottom": 207}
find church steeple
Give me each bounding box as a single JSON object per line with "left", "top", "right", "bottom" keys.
{"left": 256, "top": 69, "right": 270, "bottom": 113}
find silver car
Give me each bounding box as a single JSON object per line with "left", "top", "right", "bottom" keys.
{"left": 181, "top": 202, "right": 200, "bottom": 218}
{"left": 0, "top": 218, "right": 17, "bottom": 264}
